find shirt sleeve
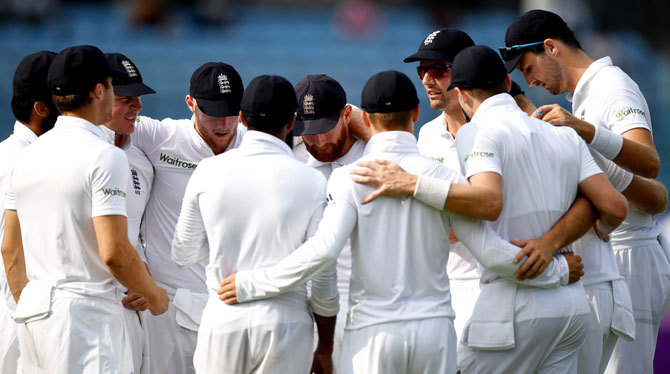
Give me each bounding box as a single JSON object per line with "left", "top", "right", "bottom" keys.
{"left": 601, "top": 80, "right": 652, "bottom": 136}
{"left": 234, "top": 169, "right": 357, "bottom": 312}
{"left": 131, "top": 116, "right": 169, "bottom": 155}
{"left": 90, "top": 147, "right": 129, "bottom": 218}
{"left": 171, "top": 161, "right": 209, "bottom": 268}
{"left": 4, "top": 166, "right": 16, "bottom": 211}
{"left": 456, "top": 123, "right": 502, "bottom": 179}
{"left": 588, "top": 147, "right": 632, "bottom": 192}
{"left": 577, "top": 138, "right": 605, "bottom": 183}
{"left": 449, "top": 212, "right": 568, "bottom": 287}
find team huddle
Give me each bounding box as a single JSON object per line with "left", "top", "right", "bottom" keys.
{"left": 1, "top": 8, "right": 669, "bottom": 374}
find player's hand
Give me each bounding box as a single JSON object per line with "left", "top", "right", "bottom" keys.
{"left": 122, "top": 290, "right": 150, "bottom": 311}
{"left": 147, "top": 286, "right": 169, "bottom": 316}
{"left": 310, "top": 345, "right": 334, "bottom": 374}
{"left": 349, "top": 160, "right": 417, "bottom": 204}
{"left": 512, "top": 238, "right": 553, "bottom": 280}
{"left": 218, "top": 273, "right": 238, "bottom": 304}
{"left": 562, "top": 252, "right": 584, "bottom": 284}
{"left": 532, "top": 104, "right": 579, "bottom": 129}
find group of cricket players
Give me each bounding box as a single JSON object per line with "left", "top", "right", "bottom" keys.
{"left": 0, "top": 8, "right": 669, "bottom": 374}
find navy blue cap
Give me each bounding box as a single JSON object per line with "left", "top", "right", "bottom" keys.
{"left": 448, "top": 46, "right": 507, "bottom": 91}
{"left": 48, "top": 45, "right": 124, "bottom": 96}
{"left": 13, "top": 50, "right": 56, "bottom": 100}
{"left": 501, "top": 10, "right": 570, "bottom": 72}
{"left": 361, "top": 70, "right": 419, "bottom": 113}
{"left": 105, "top": 53, "right": 156, "bottom": 97}
{"left": 293, "top": 74, "right": 347, "bottom": 136}
{"left": 404, "top": 28, "right": 474, "bottom": 63}
{"left": 190, "top": 62, "right": 243, "bottom": 117}
{"left": 241, "top": 75, "right": 297, "bottom": 124}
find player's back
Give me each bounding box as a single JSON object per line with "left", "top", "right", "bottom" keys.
{"left": 332, "top": 131, "right": 457, "bottom": 331}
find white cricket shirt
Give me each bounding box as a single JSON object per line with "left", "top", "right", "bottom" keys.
{"left": 417, "top": 113, "right": 480, "bottom": 282}
{"left": 172, "top": 130, "right": 337, "bottom": 316}
{"left": 568, "top": 56, "right": 660, "bottom": 249}
{"left": 132, "top": 116, "right": 246, "bottom": 295}
{"left": 101, "top": 126, "right": 154, "bottom": 260}
{"left": 0, "top": 121, "right": 38, "bottom": 312}
{"left": 6, "top": 116, "right": 129, "bottom": 301}
{"left": 234, "top": 131, "right": 569, "bottom": 331}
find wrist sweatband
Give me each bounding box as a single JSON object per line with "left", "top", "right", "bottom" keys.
{"left": 589, "top": 124, "right": 623, "bottom": 160}
{"left": 413, "top": 175, "right": 450, "bottom": 210}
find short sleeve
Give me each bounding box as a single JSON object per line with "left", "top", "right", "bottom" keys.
{"left": 601, "top": 80, "right": 651, "bottom": 136}
{"left": 131, "top": 116, "right": 170, "bottom": 155}
{"left": 4, "top": 166, "right": 16, "bottom": 211}
{"left": 90, "top": 147, "right": 130, "bottom": 217}
{"left": 456, "top": 123, "right": 502, "bottom": 179}
{"left": 577, "top": 138, "right": 604, "bottom": 184}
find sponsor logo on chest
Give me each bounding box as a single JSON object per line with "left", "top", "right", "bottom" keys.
{"left": 158, "top": 152, "right": 198, "bottom": 169}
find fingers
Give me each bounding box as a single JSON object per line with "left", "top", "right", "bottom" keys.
{"left": 515, "top": 255, "right": 536, "bottom": 279}
{"left": 361, "top": 189, "right": 383, "bottom": 205}
{"left": 512, "top": 243, "right": 531, "bottom": 264}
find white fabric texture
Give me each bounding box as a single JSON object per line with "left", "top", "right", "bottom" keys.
{"left": 578, "top": 284, "right": 619, "bottom": 374}
{"left": 339, "top": 318, "right": 457, "bottom": 374}
{"left": 143, "top": 298, "right": 197, "bottom": 374}
{"left": 0, "top": 121, "right": 37, "bottom": 374}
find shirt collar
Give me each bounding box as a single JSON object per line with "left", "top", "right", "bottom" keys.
{"left": 470, "top": 93, "right": 518, "bottom": 123}
{"left": 99, "top": 125, "right": 132, "bottom": 150}
{"left": 188, "top": 114, "right": 215, "bottom": 156}
{"left": 364, "top": 131, "right": 419, "bottom": 156}
{"left": 567, "top": 56, "right": 612, "bottom": 103}
{"left": 12, "top": 121, "right": 38, "bottom": 142}
{"left": 239, "top": 130, "right": 293, "bottom": 156}
{"left": 53, "top": 115, "right": 107, "bottom": 140}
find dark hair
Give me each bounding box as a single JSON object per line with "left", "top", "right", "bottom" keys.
{"left": 11, "top": 96, "right": 39, "bottom": 124}
{"left": 244, "top": 112, "right": 294, "bottom": 135}
{"left": 367, "top": 109, "right": 414, "bottom": 130}
{"left": 464, "top": 79, "right": 508, "bottom": 102}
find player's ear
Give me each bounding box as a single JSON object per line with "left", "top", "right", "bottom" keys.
{"left": 361, "top": 111, "right": 371, "bottom": 128}
{"left": 239, "top": 111, "right": 248, "bottom": 127}
{"left": 185, "top": 95, "right": 196, "bottom": 113}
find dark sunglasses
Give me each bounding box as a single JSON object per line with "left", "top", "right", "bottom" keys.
{"left": 498, "top": 41, "right": 544, "bottom": 61}
{"left": 417, "top": 64, "right": 452, "bottom": 80}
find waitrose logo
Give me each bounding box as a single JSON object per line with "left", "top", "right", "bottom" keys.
{"left": 159, "top": 153, "right": 198, "bottom": 169}
{"left": 615, "top": 107, "right": 645, "bottom": 120}
{"left": 101, "top": 188, "right": 126, "bottom": 198}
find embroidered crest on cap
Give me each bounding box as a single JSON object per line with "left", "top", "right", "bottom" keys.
{"left": 121, "top": 60, "right": 138, "bottom": 78}
{"left": 218, "top": 74, "right": 231, "bottom": 94}
{"left": 303, "top": 94, "right": 315, "bottom": 115}
{"left": 424, "top": 30, "right": 440, "bottom": 46}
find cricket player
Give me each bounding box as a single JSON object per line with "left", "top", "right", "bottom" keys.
{"left": 131, "top": 61, "right": 246, "bottom": 374}
{"left": 219, "top": 70, "right": 583, "bottom": 374}
{"left": 102, "top": 52, "right": 157, "bottom": 374}
{"left": 1, "top": 45, "right": 168, "bottom": 373}
{"left": 172, "top": 74, "right": 338, "bottom": 374}
{"left": 501, "top": 10, "right": 670, "bottom": 373}
{"left": 291, "top": 73, "right": 366, "bottom": 371}
{"left": 0, "top": 50, "right": 57, "bottom": 374}
{"left": 352, "top": 46, "right": 628, "bottom": 373}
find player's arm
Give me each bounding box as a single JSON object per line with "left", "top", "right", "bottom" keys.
{"left": 218, "top": 175, "right": 356, "bottom": 305}
{"left": 171, "top": 166, "right": 209, "bottom": 268}
{"left": 578, "top": 174, "right": 628, "bottom": 236}
{"left": 621, "top": 176, "right": 668, "bottom": 215}
{"left": 94, "top": 215, "right": 168, "bottom": 316}
{"left": 449, "top": 212, "right": 580, "bottom": 287}
{"left": 1, "top": 210, "right": 28, "bottom": 302}
{"left": 534, "top": 105, "right": 659, "bottom": 178}
{"left": 311, "top": 313, "right": 336, "bottom": 374}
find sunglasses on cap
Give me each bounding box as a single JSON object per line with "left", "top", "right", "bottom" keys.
{"left": 498, "top": 41, "right": 544, "bottom": 61}
{"left": 417, "top": 63, "right": 452, "bottom": 80}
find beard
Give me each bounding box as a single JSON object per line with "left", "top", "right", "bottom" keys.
{"left": 304, "top": 134, "right": 349, "bottom": 163}
{"left": 40, "top": 102, "right": 59, "bottom": 133}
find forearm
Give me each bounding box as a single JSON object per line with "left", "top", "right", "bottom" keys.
{"left": 314, "top": 313, "right": 337, "bottom": 352}
{"left": 2, "top": 247, "right": 27, "bottom": 303}
{"left": 539, "top": 195, "right": 597, "bottom": 253}
{"left": 106, "top": 246, "right": 160, "bottom": 301}
{"left": 622, "top": 176, "right": 668, "bottom": 215}
{"left": 451, "top": 213, "right": 567, "bottom": 287}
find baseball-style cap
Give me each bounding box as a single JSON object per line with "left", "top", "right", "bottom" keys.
{"left": 189, "top": 62, "right": 243, "bottom": 117}
{"left": 13, "top": 50, "right": 56, "bottom": 100}
{"left": 509, "top": 80, "right": 525, "bottom": 97}
{"left": 448, "top": 46, "right": 507, "bottom": 91}
{"left": 48, "top": 45, "right": 124, "bottom": 96}
{"left": 293, "top": 74, "right": 347, "bottom": 136}
{"left": 361, "top": 70, "right": 419, "bottom": 114}
{"left": 241, "top": 75, "right": 297, "bottom": 124}
{"left": 501, "top": 9, "right": 570, "bottom": 72}
{"left": 404, "top": 28, "right": 475, "bottom": 63}
{"left": 105, "top": 53, "right": 156, "bottom": 97}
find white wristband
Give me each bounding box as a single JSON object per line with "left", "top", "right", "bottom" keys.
{"left": 589, "top": 124, "right": 623, "bottom": 160}
{"left": 413, "top": 175, "right": 450, "bottom": 210}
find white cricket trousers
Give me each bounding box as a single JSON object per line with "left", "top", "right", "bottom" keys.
{"left": 578, "top": 283, "right": 618, "bottom": 374}
{"left": 339, "top": 317, "right": 457, "bottom": 374}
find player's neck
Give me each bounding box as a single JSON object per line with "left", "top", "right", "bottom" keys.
{"left": 563, "top": 49, "right": 594, "bottom": 94}
{"left": 443, "top": 109, "right": 467, "bottom": 137}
